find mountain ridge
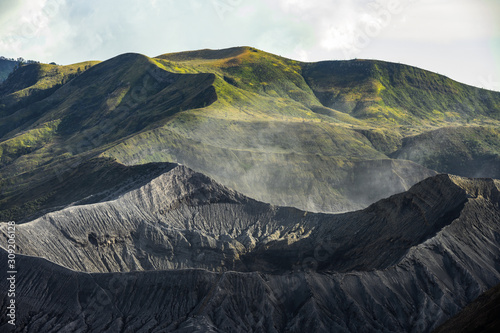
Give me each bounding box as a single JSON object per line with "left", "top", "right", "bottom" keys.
{"left": 1, "top": 164, "right": 495, "bottom": 275}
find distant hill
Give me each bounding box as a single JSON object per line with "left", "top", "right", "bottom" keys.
{"left": 0, "top": 57, "right": 17, "bottom": 82}
{"left": 0, "top": 47, "right": 499, "bottom": 221}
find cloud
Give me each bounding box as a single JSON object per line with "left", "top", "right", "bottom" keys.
{"left": 0, "top": 0, "right": 68, "bottom": 61}
{"left": 381, "top": 0, "right": 499, "bottom": 42}
{"left": 0, "top": 0, "right": 26, "bottom": 25}
{"left": 0, "top": 0, "right": 497, "bottom": 89}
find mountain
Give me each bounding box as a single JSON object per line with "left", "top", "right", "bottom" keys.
{"left": 1, "top": 165, "right": 499, "bottom": 332}
{"left": 2, "top": 47, "right": 499, "bottom": 221}
{"left": 0, "top": 162, "right": 467, "bottom": 273}
{"left": 1, "top": 47, "right": 500, "bottom": 331}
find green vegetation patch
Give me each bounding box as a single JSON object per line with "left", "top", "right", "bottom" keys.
{"left": 0, "top": 120, "right": 60, "bottom": 167}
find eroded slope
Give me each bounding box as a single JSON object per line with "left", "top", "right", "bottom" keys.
{"left": 0, "top": 169, "right": 499, "bottom": 332}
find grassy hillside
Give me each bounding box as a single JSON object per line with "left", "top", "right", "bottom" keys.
{"left": 303, "top": 60, "right": 500, "bottom": 126}
{"left": 0, "top": 54, "right": 216, "bottom": 175}
{"left": 0, "top": 47, "right": 499, "bottom": 220}
{"left": 0, "top": 61, "right": 100, "bottom": 114}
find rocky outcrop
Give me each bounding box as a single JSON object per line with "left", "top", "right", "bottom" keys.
{"left": 1, "top": 165, "right": 309, "bottom": 272}
{"left": 0, "top": 165, "right": 499, "bottom": 332}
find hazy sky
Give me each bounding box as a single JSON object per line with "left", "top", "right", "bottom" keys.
{"left": 0, "top": 0, "right": 499, "bottom": 90}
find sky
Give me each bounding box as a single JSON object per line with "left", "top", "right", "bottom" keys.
{"left": 0, "top": 0, "right": 499, "bottom": 90}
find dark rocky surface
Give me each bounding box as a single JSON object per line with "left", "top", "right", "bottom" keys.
{"left": 1, "top": 165, "right": 499, "bottom": 332}
{"left": 433, "top": 282, "right": 500, "bottom": 333}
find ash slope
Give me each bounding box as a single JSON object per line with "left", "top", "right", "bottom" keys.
{"left": 0, "top": 164, "right": 480, "bottom": 273}
{"left": 1, "top": 165, "right": 500, "bottom": 332}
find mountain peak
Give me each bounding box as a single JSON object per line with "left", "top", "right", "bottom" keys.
{"left": 156, "top": 46, "right": 254, "bottom": 62}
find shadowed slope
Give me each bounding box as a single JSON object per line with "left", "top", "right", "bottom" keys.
{"left": 434, "top": 283, "right": 500, "bottom": 333}
{"left": 391, "top": 126, "right": 500, "bottom": 178}
{"left": 0, "top": 158, "right": 177, "bottom": 222}
{"left": 0, "top": 54, "right": 218, "bottom": 220}
{"left": 0, "top": 58, "right": 18, "bottom": 82}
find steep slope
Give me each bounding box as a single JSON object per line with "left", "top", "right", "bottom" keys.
{"left": 0, "top": 53, "right": 215, "bottom": 146}
{"left": 0, "top": 164, "right": 451, "bottom": 274}
{"left": 1, "top": 168, "right": 499, "bottom": 332}
{"left": 0, "top": 53, "right": 218, "bottom": 220}
{"left": 0, "top": 61, "right": 99, "bottom": 115}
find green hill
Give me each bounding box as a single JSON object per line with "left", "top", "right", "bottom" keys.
{"left": 303, "top": 60, "right": 500, "bottom": 125}
{"left": 0, "top": 46, "right": 499, "bottom": 221}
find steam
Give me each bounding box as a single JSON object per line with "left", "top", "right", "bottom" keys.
{"left": 106, "top": 105, "right": 436, "bottom": 213}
